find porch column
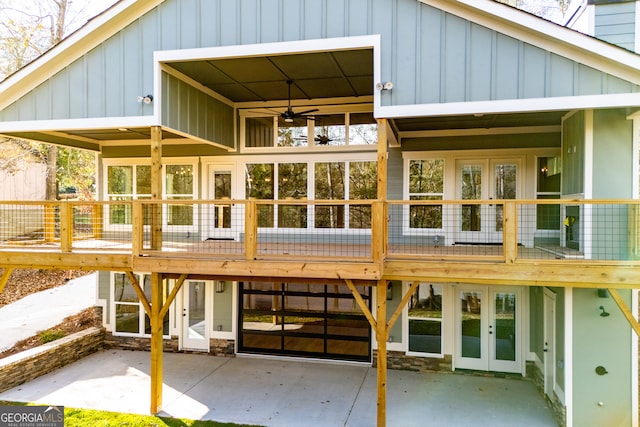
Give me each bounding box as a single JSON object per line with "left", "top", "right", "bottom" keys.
{"left": 376, "top": 119, "right": 388, "bottom": 260}
{"left": 150, "top": 272, "right": 164, "bottom": 414}
{"left": 150, "top": 126, "right": 162, "bottom": 250}
{"left": 376, "top": 279, "right": 388, "bottom": 427}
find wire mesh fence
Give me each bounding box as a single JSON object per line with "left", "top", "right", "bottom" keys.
{"left": 0, "top": 199, "right": 638, "bottom": 262}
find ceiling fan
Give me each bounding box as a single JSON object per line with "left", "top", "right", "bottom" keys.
{"left": 280, "top": 80, "right": 318, "bottom": 123}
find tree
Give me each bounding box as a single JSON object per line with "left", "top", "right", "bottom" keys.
{"left": 0, "top": 0, "right": 102, "bottom": 200}
{"left": 495, "top": 0, "right": 572, "bottom": 22}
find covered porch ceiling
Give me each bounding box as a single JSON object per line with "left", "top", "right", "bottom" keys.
{"left": 2, "top": 48, "right": 568, "bottom": 150}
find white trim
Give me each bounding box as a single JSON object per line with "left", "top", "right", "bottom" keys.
{"left": 417, "top": 0, "right": 640, "bottom": 85}
{"left": 633, "top": 115, "right": 640, "bottom": 199}
{"left": 154, "top": 35, "right": 380, "bottom": 65}
{"left": 565, "top": 287, "right": 573, "bottom": 427}
{"left": 0, "top": 116, "right": 157, "bottom": 133}
{"left": 400, "top": 125, "right": 561, "bottom": 139}
{"left": 376, "top": 93, "right": 640, "bottom": 120}
{"left": 636, "top": 1, "right": 640, "bottom": 55}
{"left": 584, "top": 110, "right": 594, "bottom": 199}
{"left": 0, "top": 0, "right": 164, "bottom": 111}
{"left": 632, "top": 289, "right": 639, "bottom": 427}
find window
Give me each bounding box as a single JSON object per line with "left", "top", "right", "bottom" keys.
{"left": 104, "top": 160, "right": 197, "bottom": 228}
{"left": 112, "top": 273, "right": 170, "bottom": 336}
{"left": 165, "top": 164, "right": 194, "bottom": 226}
{"left": 107, "top": 165, "right": 151, "bottom": 225}
{"left": 244, "top": 111, "right": 376, "bottom": 149}
{"left": 408, "top": 159, "right": 444, "bottom": 229}
{"left": 245, "top": 158, "right": 376, "bottom": 230}
{"left": 408, "top": 283, "right": 443, "bottom": 355}
{"left": 536, "top": 156, "right": 561, "bottom": 230}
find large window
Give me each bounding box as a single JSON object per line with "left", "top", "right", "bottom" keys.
{"left": 408, "top": 159, "right": 444, "bottom": 229}
{"left": 244, "top": 111, "right": 376, "bottom": 149}
{"left": 407, "top": 283, "right": 443, "bottom": 355}
{"left": 107, "top": 165, "right": 151, "bottom": 225}
{"left": 245, "top": 159, "right": 376, "bottom": 230}
{"left": 105, "top": 160, "right": 197, "bottom": 228}
{"left": 112, "top": 272, "right": 169, "bottom": 336}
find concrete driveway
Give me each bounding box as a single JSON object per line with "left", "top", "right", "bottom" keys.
{"left": 0, "top": 349, "right": 558, "bottom": 427}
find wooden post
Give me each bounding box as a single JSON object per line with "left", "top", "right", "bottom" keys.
{"left": 150, "top": 126, "right": 162, "bottom": 251}
{"left": 608, "top": 288, "right": 640, "bottom": 336}
{"left": 131, "top": 202, "right": 143, "bottom": 257}
{"left": 376, "top": 119, "right": 388, "bottom": 261}
{"left": 0, "top": 267, "right": 13, "bottom": 295}
{"left": 245, "top": 201, "right": 257, "bottom": 260}
{"left": 59, "top": 203, "right": 72, "bottom": 253}
{"left": 503, "top": 201, "right": 518, "bottom": 264}
{"left": 43, "top": 203, "right": 56, "bottom": 243}
{"left": 376, "top": 279, "right": 388, "bottom": 427}
{"left": 149, "top": 272, "right": 164, "bottom": 414}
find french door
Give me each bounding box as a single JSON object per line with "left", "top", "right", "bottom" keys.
{"left": 182, "top": 280, "right": 210, "bottom": 351}
{"left": 455, "top": 285, "right": 523, "bottom": 373}
{"left": 455, "top": 159, "right": 520, "bottom": 244}
{"left": 207, "top": 165, "right": 236, "bottom": 239}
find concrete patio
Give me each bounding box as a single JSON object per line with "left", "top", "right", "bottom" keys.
{"left": 0, "top": 349, "right": 558, "bottom": 426}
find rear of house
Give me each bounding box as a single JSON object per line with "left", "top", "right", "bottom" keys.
{"left": 1, "top": 1, "right": 640, "bottom": 426}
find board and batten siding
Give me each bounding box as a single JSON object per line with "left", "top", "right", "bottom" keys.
{"left": 162, "top": 73, "right": 234, "bottom": 149}
{"left": 1, "top": 0, "right": 639, "bottom": 126}
{"left": 593, "top": 1, "right": 637, "bottom": 52}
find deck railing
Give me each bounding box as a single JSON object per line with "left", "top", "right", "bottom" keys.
{"left": 0, "top": 199, "right": 638, "bottom": 263}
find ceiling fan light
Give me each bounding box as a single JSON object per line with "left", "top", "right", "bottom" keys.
{"left": 285, "top": 117, "right": 294, "bottom": 123}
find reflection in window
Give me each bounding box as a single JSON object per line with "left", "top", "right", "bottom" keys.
{"left": 166, "top": 165, "right": 194, "bottom": 226}
{"left": 536, "top": 156, "right": 561, "bottom": 230}
{"left": 314, "top": 115, "right": 346, "bottom": 146}
{"left": 278, "top": 117, "right": 308, "bottom": 147}
{"left": 107, "top": 165, "right": 151, "bottom": 225}
{"left": 278, "top": 163, "right": 307, "bottom": 228}
{"left": 349, "top": 161, "right": 377, "bottom": 228}
{"left": 408, "top": 159, "right": 444, "bottom": 229}
{"left": 408, "top": 283, "right": 443, "bottom": 354}
{"left": 315, "top": 162, "right": 345, "bottom": 228}
{"left": 246, "top": 163, "right": 274, "bottom": 227}
{"left": 349, "top": 113, "right": 377, "bottom": 145}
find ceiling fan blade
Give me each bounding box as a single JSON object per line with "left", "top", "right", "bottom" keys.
{"left": 296, "top": 108, "right": 319, "bottom": 116}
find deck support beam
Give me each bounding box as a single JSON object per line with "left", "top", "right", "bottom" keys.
{"left": 0, "top": 268, "right": 13, "bottom": 295}
{"left": 608, "top": 288, "right": 640, "bottom": 336}
{"left": 150, "top": 126, "right": 163, "bottom": 251}
{"left": 376, "top": 279, "right": 388, "bottom": 427}
{"left": 150, "top": 272, "right": 164, "bottom": 414}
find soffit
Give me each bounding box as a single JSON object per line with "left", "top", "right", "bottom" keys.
{"left": 165, "top": 49, "right": 375, "bottom": 103}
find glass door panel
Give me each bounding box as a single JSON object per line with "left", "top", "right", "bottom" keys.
{"left": 208, "top": 166, "right": 237, "bottom": 239}
{"left": 183, "top": 281, "right": 209, "bottom": 351}
{"left": 493, "top": 162, "right": 518, "bottom": 232}
{"left": 460, "top": 164, "right": 483, "bottom": 232}
{"left": 456, "top": 285, "right": 522, "bottom": 373}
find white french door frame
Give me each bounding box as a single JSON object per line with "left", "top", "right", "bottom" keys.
{"left": 181, "top": 280, "right": 212, "bottom": 351}
{"left": 205, "top": 163, "right": 240, "bottom": 240}
{"left": 454, "top": 158, "right": 523, "bottom": 244}
{"left": 454, "top": 284, "right": 524, "bottom": 374}
{"left": 543, "top": 287, "right": 557, "bottom": 398}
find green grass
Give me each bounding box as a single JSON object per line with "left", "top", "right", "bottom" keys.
{"left": 0, "top": 402, "right": 262, "bottom": 427}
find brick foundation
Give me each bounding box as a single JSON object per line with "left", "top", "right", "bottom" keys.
{"left": 104, "top": 332, "right": 235, "bottom": 357}
{"left": 372, "top": 350, "right": 452, "bottom": 373}
{"left": 527, "top": 360, "right": 566, "bottom": 427}
{"left": 0, "top": 327, "right": 104, "bottom": 394}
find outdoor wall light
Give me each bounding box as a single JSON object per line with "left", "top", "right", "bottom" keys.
{"left": 599, "top": 306, "right": 610, "bottom": 317}
{"left": 137, "top": 94, "right": 154, "bottom": 104}
{"left": 376, "top": 81, "right": 393, "bottom": 91}
{"left": 215, "top": 282, "right": 225, "bottom": 293}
